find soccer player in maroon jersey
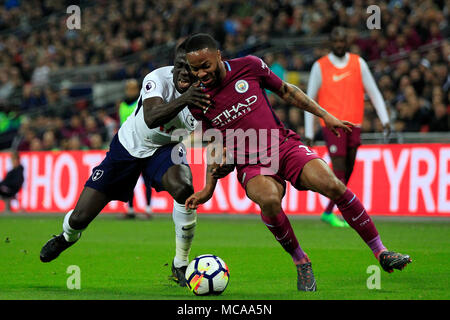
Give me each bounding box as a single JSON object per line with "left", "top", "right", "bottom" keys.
{"left": 184, "top": 34, "right": 411, "bottom": 291}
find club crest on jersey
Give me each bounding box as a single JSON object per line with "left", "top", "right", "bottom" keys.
{"left": 186, "top": 114, "right": 196, "bottom": 129}
{"left": 235, "top": 80, "right": 249, "bottom": 93}
{"left": 330, "top": 144, "right": 338, "bottom": 154}
{"left": 92, "top": 169, "right": 104, "bottom": 181}
{"left": 144, "top": 80, "right": 156, "bottom": 93}
{"left": 178, "top": 145, "right": 185, "bottom": 157}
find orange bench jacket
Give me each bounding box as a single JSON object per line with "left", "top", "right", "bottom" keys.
{"left": 317, "top": 53, "right": 365, "bottom": 127}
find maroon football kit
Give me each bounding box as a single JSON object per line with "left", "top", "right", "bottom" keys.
{"left": 188, "top": 55, "right": 320, "bottom": 190}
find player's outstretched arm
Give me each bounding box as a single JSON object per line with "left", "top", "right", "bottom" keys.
{"left": 185, "top": 163, "right": 217, "bottom": 210}
{"left": 143, "top": 85, "right": 210, "bottom": 129}
{"left": 275, "top": 81, "right": 354, "bottom": 137}
{"left": 185, "top": 144, "right": 231, "bottom": 210}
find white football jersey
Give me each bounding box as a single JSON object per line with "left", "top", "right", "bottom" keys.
{"left": 118, "top": 66, "right": 198, "bottom": 158}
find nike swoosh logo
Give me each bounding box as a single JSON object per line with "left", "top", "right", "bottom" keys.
{"left": 347, "top": 194, "right": 356, "bottom": 205}
{"left": 305, "top": 280, "right": 316, "bottom": 291}
{"left": 298, "top": 145, "right": 315, "bottom": 156}
{"left": 275, "top": 230, "right": 289, "bottom": 241}
{"left": 264, "top": 223, "right": 276, "bottom": 228}
{"left": 332, "top": 71, "right": 351, "bottom": 82}
{"left": 182, "top": 225, "right": 196, "bottom": 231}
{"left": 352, "top": 210, "right": 365, "bottom": 221}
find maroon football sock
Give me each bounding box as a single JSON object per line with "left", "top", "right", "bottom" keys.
{"left": 261, "top": 210, "right": 307, "bottom": 264}
{"left": 324, "top": 169, "right": 346, "bottom": 213}
{"left": 335, "top": 188, "right": 386, "bottom": 256}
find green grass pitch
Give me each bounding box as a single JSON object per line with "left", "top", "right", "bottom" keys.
{"left": 0, "top": 213, "right": 448, "bottom": 300}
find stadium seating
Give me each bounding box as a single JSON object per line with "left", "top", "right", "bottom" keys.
{"left": 0, "top": 0, "right": 448, "bottom": 151}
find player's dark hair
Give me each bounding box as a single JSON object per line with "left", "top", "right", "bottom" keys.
{"left": 175, "top": 38, "right": 188, "bottom": 54}
{"left": 330, "top": 26, "right": 347, "bottom": 40}
{"left": 185, "top": 33, "right": 218, "bottom": 53}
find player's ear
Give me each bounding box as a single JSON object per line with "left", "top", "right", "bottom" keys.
{"left": 217, "top": 50, "right": 222, "bottom": 61}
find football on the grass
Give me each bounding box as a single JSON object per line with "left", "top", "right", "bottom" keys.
{"left": 185, "top": 254, "right": 230, "bottom": 295}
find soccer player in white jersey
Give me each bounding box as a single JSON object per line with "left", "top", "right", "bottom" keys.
{"left": 39, "top": 40, "right": 218, "bottom": 286}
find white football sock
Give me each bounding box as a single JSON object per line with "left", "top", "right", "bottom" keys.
{"left": 172, "top": 200, "right": 197, "bottom": 268}
{"left": 62, "top": 210, "right": 84, "bottom": 242}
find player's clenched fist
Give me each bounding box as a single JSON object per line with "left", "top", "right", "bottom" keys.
{"left": 179, "top": 81, "right": 211, "bottom": 110}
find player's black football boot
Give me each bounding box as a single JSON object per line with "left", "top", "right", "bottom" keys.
{"left": 379, "top": 251, "right": 412, "bottom": 273}
{"left": 40, "top": 232, "right": 79, "bottom": 262}
{"left": 171, "top": 260, "right": 187, "bottom": 287}
{"left": 297, "top": 262, "right": 317, "bottom": 291}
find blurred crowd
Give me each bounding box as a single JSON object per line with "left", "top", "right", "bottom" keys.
{"left": 262, "top": 0, "right": 449, "bottom": 137}
{"left": 15, "top": 108, "right": 117, "bottom": 151}
{"left": 0, "top": 0, "right": 448, "bottom": 151}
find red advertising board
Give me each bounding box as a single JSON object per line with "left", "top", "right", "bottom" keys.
{"left": 1, "top": 143, "right": 449, "bottom": 216}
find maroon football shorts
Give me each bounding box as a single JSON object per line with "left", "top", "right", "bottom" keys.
{"left": 321, "top": 126, "right": 361, "bottom": 157}
{"left": 236, "top": 133, "right": 321, "bottom": 192}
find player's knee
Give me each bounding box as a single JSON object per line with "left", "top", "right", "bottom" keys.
{"left": 259, "top": 194, "right": 282, "bottom": 216}
{"left": 323, "top": 176, "right": 346, "bottom": 200}
{"left": 172, "top": 182, "right": 194, "bottom": 204}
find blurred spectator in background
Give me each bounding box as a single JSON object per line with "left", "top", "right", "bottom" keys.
{"left": 0, "top": 104, "right": 21, "bottom": 134}
{"left": 65, "top": 115, "right": 87, "bottom": 141}
{"left": 96, "top": 109, "right": 118, "bottom": 142}
{"left": 31, "top": 55, "right": 51, "bottom": 86}
{"left": 89, "top": 133, "right": 106, "bottom": 150}
{"left": 118, "top": 79, "right": 140, "bottom": 126}
{"left": 266, "top": 53, "right": 287, "bottom": 81}
{"left": 429, "top": 102, "right": 448, "bottom": 131}
{"left": 29, "top": 136, "right": 43, "bottom": 151}
{"left": 21, "top": 84, "right": 47, "bottom": 111}
{"left": 0, "top": 152, "right": 24, "bottom": 211}
{"left": 84, "top": 115, "right": 101, "bottom": 148}
{"left": 42, "top": 130, "right": 60, "bottom": 151}
{"left": 17, "top": 126, "right": 36, "bottom": 151}
{"left": 66, "top": 135, "right": 85, "bottom": 151}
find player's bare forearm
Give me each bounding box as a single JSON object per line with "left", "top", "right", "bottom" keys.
{"left": 143, "top": 97, "right": 189, "bottom": 129}
{"left": 276, "top": 81, "right": 354, "bottom": 136}
{"left": 185, "top": 143, "right": 232, "bottom": 210}
{"left": 204, "top": 164, "right": 218, "bottom": 195}
{"left": 185, "top": 164, "right": 217, "bottom": 210}
{"left": 143, "top": 85, "right": 210, "bottom": 129}
{"left": 195, "top": 143, "right": 227, "bottom": 199}
{"left": 203, "top": 141, "right": 221, "bottom": 194}
{"left": 276, "top": 82, "right": 328, "bottom": 119}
